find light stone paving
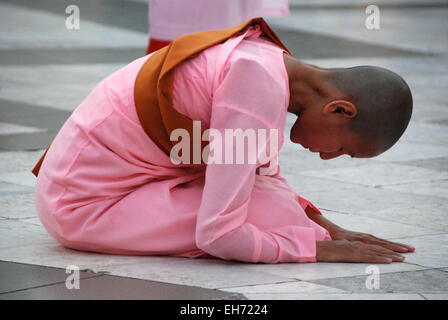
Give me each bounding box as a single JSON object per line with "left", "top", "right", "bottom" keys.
{"left": 0, "top": 122, "right": 45, "bottom": 135}
{"left": 0, "top": 150, "right": 45, "bottom": 174}
{"left": 382, "top": 180, "right": 448, "bottom": 199}
{"left": 320, "top": 210, "right": 442, "bottom": 239}
{"left": 267, "top": 3, "right": 448, "bottom": 54}
{"left": 421, "top": 294, "right": 448, "bottom": 300}
{"left": 236, "top": 293, "right": 425, "bottom": 300}
{"left": 0, "top": 171, "right": 37, "bottom": 188}
{"left": 388, "top": 234, "right": 448, "bottom": 269}
{"left": 0, "top": 193, "right": 38, "bottom": 219}
{"left": 309, "top": 269, "right": 448, "bottom": 293}
{"left": 0, "top": 2, "right": 147, "bottom": 50}
{"left": 0, "top": 64, "right": 126, "bottom": 111}
{"left": 240, "top": 261, "right": 427, "bottom": 282}
{"left": 0, "top": 181, "right": 34, "bottom": 196}
{"left": 220, "top": 281, "right": 349, "bottom": 294}
{"left": 299, "top": 163, "right": 448, "bottom": 187}
{"left": 0, "top": 0, "right": 446, "bottom": 300}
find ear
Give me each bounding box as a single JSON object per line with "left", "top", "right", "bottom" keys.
{"left": 322, "top": 100, "right": 357, "bottom": 119}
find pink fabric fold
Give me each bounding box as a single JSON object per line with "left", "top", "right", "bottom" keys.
{"left": 35, "top": 28, "right": 331, "bottom": 263}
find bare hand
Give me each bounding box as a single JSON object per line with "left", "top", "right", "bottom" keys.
{"left": 316, "top": 240, "right": 407, "bottom": 264}
{"left": 329, "top": 227, "right": 415, "bottom": 253}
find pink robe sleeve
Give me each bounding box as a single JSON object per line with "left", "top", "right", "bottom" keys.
{"left": 195, "top": 57, "right": 319, "bottom": 263}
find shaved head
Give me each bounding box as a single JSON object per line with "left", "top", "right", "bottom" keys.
{"left": 327, "top": 66, "right": 413, "bottom": 152}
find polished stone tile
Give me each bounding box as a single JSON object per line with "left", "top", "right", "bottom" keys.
{"left": 359, "top": 202, "right": 448, "bottom": 233}
{"left": 388, "top": 234, "right": 448, "bottom": 268}
{"left": 18, "top": 217, "right": 43, "bottom": 226}
{"left": 0, "top": 243, "right": 152, "bottom": 271}
{"left": 310, "top": 269, "right": 448, "bottom": 293}
{"left": 242, "top": 293, "right": 424, "bottom": 300}
{"left": 0, "top": 64, "right": 122, "bottom": 87}
{"left": 269, "top": 7, "right": 448, "bottom": 54}
{"left": 103, "top": 258, "right": 295, "bottom": 289}
{"left": 286, "top": 36, "right": 444, "bottom": 73}
{"left": 321, "top": 210, "right": 441, "bottom": 239}
{"left": 288, "top": 0, "right": 447, "bottom": 6}
{"left": 0, "top": 1, "right": 147, "bottom": 49}
{"left": 0, "top": 64, "right": 124, "bottom": 112}
{"left": 0, "top": 98, "right": 70, "bottom": 150}
{"left": 0, "top": 131, "right": 60, "bottom": 151}
{"left": 279, "top": 146, "right": 373, "bottom": 173}
{"left": 401, "top": 121, "right": 448, "bottom": 146}
{"left": 0, "top": 192, "right": 37, "bottom": 219}
{"left": 382, "top": 180, "right": 448, "bottom": 199}
{"left": 0, "top": 260, "right": 99, "bottom": 294}
{"left": 0, "top": 47, "right": 147, "bottom": 66}
{"left": 0, "top": 150, "right": 44, "bottom": 174}
{"left": 0, "top": 171, "right": 36, "bottom": 188}
{"left": 220, "top": 280, "right": 347, "bottom": 294}
{"left": 410, "top": 85, "right": 448, "bottom": 107}
{"left": 271, "top": 17, "right": 428, "bottom": 59}
{"left": 411, "top": 103, "right": 448, "bottom": 124}
{"left": 0, "top": 98, "right": 70, "bottom": 133}
{"left": 300, "top": 163, "right": 448, "bottom": 187}
{"left": 0, "top": 122, "right": 45, "bottom": 135}
{"left": 0, "top": 243, "right": 293, "bottom": 289}
{"left": 429, "top": 117, "right": 448, "bottom": 127}
{"left": 0, "top": 181, "right": 33, "bottom": 197}
{"left": 0, "top": 219, "right": 55, "bottom": 249}
{"left": 240, "top": 261, "right": 426, "bottom": 281}
{"left": 421, "top": 294, "right": 448, "bottom": 300}
{"left": 280, "top": 174, "right": 356, "bottom": 194}
{"left": 0, "top": 273, "right": 240, "bottom": 300}
{"left": 392, "top": 157, "right": 448, "bottom": 172}
{"left": 303, "top": 184, "right": 445, "bottom": 218}
{"left": 374, "top": 140, "right": 448, "bottom": 162}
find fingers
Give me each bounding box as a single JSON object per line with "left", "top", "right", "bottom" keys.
{"left": 381, "top": 239, "right": 415, "bottom": 252}
{"left": 360, "top": 234, "right": 415, "bottom": 253}
{"left": 380, "top": 240, "right": 414, "bottom": 253}
{"left": 323, "top": 240, "right": 409, "bottom": 264}
{"left": 371, "top": 239, "right": 409, "bottom": 253}
{"left": 362, "top": 255, "right": 393, "bottom": 264}
{"left": 351, "top": 241, "right": 405, "bottom": 264}
{"left": 376, "top": 252, "right": 405, "bottom": 262}
{"left": 364, "top": 243, "right": 406, "bottom": 262}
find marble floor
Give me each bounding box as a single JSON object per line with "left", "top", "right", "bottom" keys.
{"left": 0, "top": 0, "right": 447, "bottom": 300}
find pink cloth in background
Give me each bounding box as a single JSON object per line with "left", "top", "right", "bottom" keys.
{"left": 35, "top": 25, "right": 331, "bottom": 264}
{"left": 148, "top": 0, "right": 289, "bottom": 41}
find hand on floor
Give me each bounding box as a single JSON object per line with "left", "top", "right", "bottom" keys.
{"left": 328, "top": 227, "right": 415, "bottom": 253}
{"left": 316, "top": 240, "right": 407, "bottom": 264}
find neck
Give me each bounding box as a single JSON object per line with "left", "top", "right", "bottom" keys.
{"left": 283, "top": 54, "right": 327, "bottom": 116}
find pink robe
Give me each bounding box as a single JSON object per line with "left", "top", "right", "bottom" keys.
{"left": 35, "top": 25, "right": 331, "bottom": 264}
{"left": 148, "top": 0, "right": 289, "bottom": 41}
